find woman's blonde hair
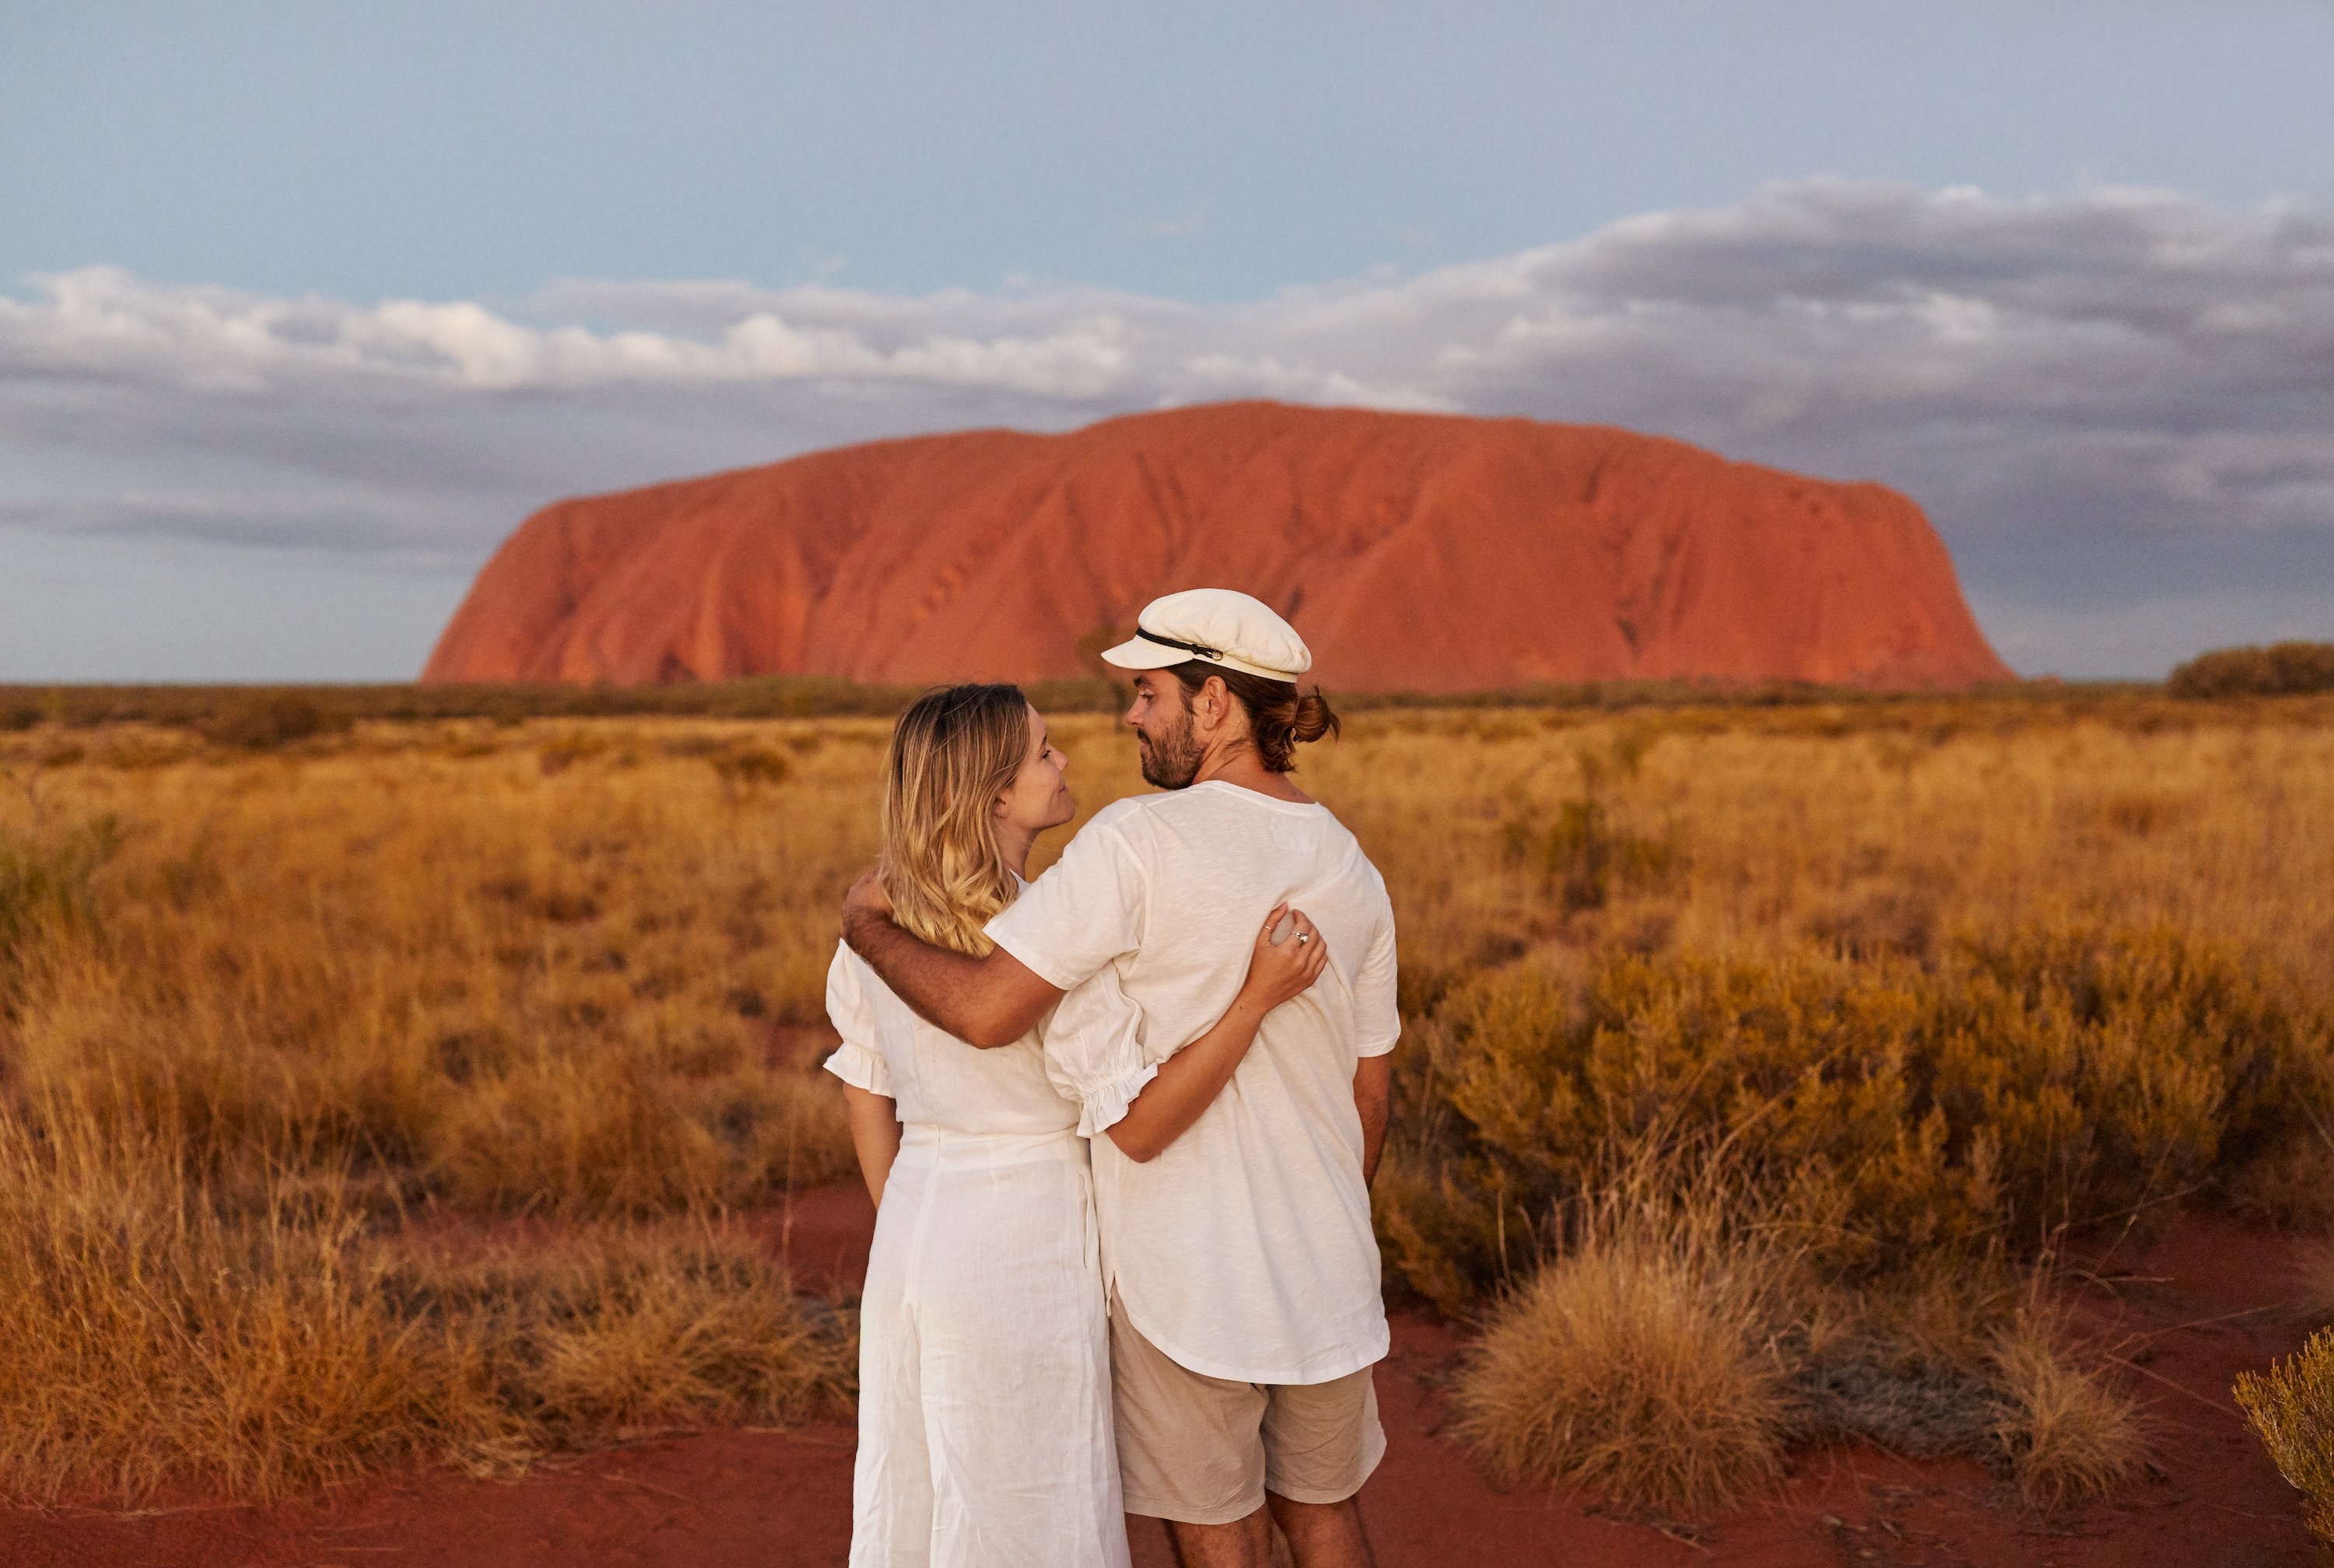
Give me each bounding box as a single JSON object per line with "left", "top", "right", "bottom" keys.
{"left": 879, "top": 683, "right": 1033, "bottom": 956}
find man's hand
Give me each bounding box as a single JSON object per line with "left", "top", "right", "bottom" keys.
{"left": 841, "top": 867, "right": 895, "bottom": 960}
{"left": 844, "top": 866, "right": 893, "bottom": 918}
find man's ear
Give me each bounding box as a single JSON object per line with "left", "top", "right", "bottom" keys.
{"left": 1195, "top": 674, "right": 1231, "bottom": 735}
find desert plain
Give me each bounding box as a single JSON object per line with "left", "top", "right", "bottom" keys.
{"left": 2, "top": 683, "right": 2332, "bottom": 1566}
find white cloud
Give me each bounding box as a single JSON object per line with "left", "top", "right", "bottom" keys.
{"left": 3, "top": 177, "right": 2330, "bottom": 674}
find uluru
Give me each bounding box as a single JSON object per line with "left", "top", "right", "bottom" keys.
{"left": 422, "top": 401, "right": 2011, "bottom": 691}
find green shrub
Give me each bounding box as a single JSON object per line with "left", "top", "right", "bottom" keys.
{"left": 1378, "top": 924, "right": 2333, "bottom": 1310}
{"left": 2236, "top": 1328, "right": 2334, "bottom": 1543}
{"left": 707, "top": 744, "right": 793, "bottom": 790}
{"left": 1502, "top": 797, "right": 1679, "bottom": 912}
{"left": 2168, "top": 641, "right": 2334, "bottom": 698}
{"left": 202, "top": 691, "right": 349, "bottom": 750}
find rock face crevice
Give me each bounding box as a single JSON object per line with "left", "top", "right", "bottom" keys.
{"left": 422, "top": 401, "right": 2012, "bottom": 691}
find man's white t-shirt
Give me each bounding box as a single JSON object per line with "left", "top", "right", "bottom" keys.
{"left": 987, "top": 779, "right": 1400, "bottom": 1386}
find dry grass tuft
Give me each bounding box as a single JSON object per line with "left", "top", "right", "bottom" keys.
{"left": 1792, "top": 1263, "right": 2014, "bottom": 1462}
{"left": 1988, "top": 1307, "right": 2150, "bottom": 1506}
{"left": 0, "top": 1097, "right": 854, "bottom": 1503}
{"left": 1453, "top": 1165, "right": 1797, "bottom": 1514}
{"left": 387, "top": 1225, "right": 855, "bottom": 1447}
{"left": 0, "top": 1109, "right": 507, "bottom": 1501}
{"left": 1456, "top": 1166, "right": 2152, "bottom": 1516}
{"left": 1457, "top": 1239, "right": 1786, "bottom": 1511}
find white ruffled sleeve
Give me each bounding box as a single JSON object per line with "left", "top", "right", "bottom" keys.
{"left": 821, "top": 944, "right": 895, "bottom": 1097}
{"left": 1043, "top": 963, "right": 1158, "bottom": 1139}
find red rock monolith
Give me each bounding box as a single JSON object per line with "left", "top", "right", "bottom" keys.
{"left": 422, "top": 401, "right": 2011, "bottom": 691}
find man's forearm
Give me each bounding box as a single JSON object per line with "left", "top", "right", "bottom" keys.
{"left": 841, "top": 905, "right": 1060, "bottom": 1048}
{"left": 843, "top": 906, "right": 995, "bottom": 1040}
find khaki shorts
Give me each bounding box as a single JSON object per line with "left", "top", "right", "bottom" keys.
{"left": 1109, "top": 1294, "right": 1386, "bottom": 1526}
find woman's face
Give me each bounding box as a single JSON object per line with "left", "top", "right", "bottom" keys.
{"left": 994, "top": 704, "right": 1074, "bottom": 838}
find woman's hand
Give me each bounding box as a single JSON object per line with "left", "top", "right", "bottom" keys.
{"left": 1238, "top": 902, "right": 1328, "bottom": 1013}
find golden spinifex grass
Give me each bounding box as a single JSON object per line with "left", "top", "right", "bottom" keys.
{"left": 1989, "top": 1302, "right": 2149, "bottom": 1507}
{"left": 0, "top": 1107, "right": 492, "bottom": 1500}
{"left": 0, "top": 1099, "right": 852, "bottom": 1500}
{"left": 1447, "top": 1142, "right": 2157, "bottom": 1512}
{"left": 1452, "top": 1159, "right": 1801, "bottom": 1513}
{"left": 1, "top": 691, "right": 2331, "bottom": 1506}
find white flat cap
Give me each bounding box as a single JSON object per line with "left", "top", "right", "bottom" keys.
{"left": 1101, "top": 588, "right": 1312, "bottom": 683}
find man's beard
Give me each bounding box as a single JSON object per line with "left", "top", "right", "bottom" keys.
{"left": 1137, "top": 704, "right": 1204, "bottom": 789}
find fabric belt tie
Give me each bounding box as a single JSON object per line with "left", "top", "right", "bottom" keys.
{"left": 894, "top": 1123, "right": 1088, "bottom": 1170}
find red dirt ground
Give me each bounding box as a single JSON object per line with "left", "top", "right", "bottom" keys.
{"left": 0, "top": 1189, "right": 2315, "bottom": 1568}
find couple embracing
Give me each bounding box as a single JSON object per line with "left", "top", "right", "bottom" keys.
{"left": 825, "top": 589, "right": 1398, "bottom": 1568}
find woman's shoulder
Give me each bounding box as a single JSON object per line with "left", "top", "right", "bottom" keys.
{"left": 829, "top": 939, "right": 1010, "bottom": 1052}
{"left": 827, "top": 941, "right": 909, "bottom": 1033}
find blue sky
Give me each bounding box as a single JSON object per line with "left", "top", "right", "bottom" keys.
{"left": 4, "top": 1, "right": 2331, "bottom": 680}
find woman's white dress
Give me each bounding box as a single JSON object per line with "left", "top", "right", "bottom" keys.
{"left": 824, "top": 940, "right": 1137, "bottom": 1568}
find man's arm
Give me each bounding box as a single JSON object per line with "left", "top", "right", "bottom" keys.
{"left": 842, "top": 871, "right": 1064, "bottom": 1048}
{"left": 1354, "top": 1052, "right": 1392, "bottom": 1187}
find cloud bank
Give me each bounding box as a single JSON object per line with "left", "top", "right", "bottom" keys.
{"left": 5, "top": 177, "right": 2330, "bottom": 674}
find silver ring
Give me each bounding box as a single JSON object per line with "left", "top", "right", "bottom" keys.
{"left": 1297, "top": 933, "right": 1311, "bottom": 944}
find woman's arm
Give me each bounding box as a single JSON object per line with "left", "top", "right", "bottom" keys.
{"left": 841, "top": 1083, "right": 904, "bottom": 1207}
{"left": 1106, "top": 903, "right": 1328, "bottom": 1164}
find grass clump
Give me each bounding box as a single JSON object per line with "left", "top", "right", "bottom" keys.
{"left": 1453, "top": 1155, "right": 2152, "bottom": 1515}
{"left": 0, "top": 1111, "right": 505, "bottom": 1501}
{"left": 386, "top": 1225, "right": 854, "bottom": 1446}
{"left": 1453, "top": 1171, "right": 1795, "bottom": 1512}
{"left": 0, "top": 1101, "right": 853, "bottom": 1503}
{"left": 1989, "top": 1305, "right": 2148, "bottom": 1506}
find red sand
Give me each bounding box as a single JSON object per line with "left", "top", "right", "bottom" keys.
{"left": 2, "top": 1196, "right": 2311, "bottom": 1568}
{"left": 421, "top": 401, "right": 2011, "bottom": 693}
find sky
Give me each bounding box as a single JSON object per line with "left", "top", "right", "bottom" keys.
{"left": 2, "top": 1, "right": 2330, "bottom": 681}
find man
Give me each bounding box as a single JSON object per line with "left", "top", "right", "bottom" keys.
{"left": 839, "top": 588, "right": 1399, "bottom": 1568}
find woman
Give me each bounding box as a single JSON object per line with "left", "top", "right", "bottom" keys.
{"left": 824, "top": 683, "right": 1326, "bottom": 1568}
